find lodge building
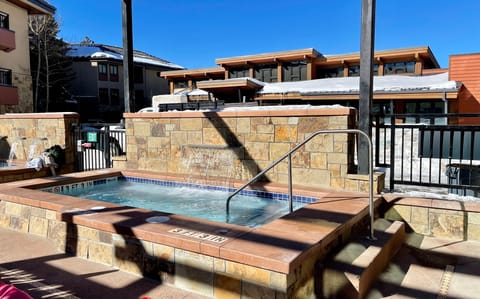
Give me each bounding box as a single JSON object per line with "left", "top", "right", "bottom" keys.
{"left": 0, "top": 0, "right": 55, "bottom": 113}
{"left": 161, "top": 46, "right": 480, "bottom": 118}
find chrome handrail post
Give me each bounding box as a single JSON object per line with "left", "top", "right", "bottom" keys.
{"left": 288, "top": 153, "right": 293, "bottom": 213}
{"left": 226, "top": 129, "right": 376, "bottom": 240}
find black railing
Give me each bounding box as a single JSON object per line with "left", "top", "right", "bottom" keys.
{"left": 374, "top": 113, "right": 480, "bottom": 196}
{"left": 158, "top": 100, "right": 224, "bottom": 112}
{"left": 72, "top": 123, "right": 126, "bottom": 171}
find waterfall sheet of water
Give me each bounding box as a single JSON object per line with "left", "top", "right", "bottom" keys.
{"left": 184, "top": 146, "right": 237, "bottom": 185}
{"left": 27, "top": 138, "right": 48, "bottom": 161}
{"left": 6, "top": 137, "right": 48, "bottom": 167}
{"left": 8, "top": 138, "right": 26, "bottom": 166}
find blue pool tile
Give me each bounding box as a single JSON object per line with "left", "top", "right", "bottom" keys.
{"left": 49, "top": 175, "right": 317, "bottom": 204}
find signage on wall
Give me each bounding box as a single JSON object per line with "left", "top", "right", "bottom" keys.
{"left": 86, "top": 132, "right": 98, "bottom": 143}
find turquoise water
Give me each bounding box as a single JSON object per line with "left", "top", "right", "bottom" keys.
{"left": 55, "top": 179, "right": 311, "bottom": 227}
{"left": 0, "top": 161, "right": 12, "bottom": 168}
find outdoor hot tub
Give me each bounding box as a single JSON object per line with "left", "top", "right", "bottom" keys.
{"left": 0, "top": 169, "right": 375, "bottom": 298}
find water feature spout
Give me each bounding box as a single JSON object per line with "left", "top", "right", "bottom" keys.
{"left": 184, "top": 144, "right": 242, "bottom": 184}
{"left": 8, "top": 137, "right": 27, "bottom": 166}
{"left": 27, "top": 137, "right": 48, "bottom": 161}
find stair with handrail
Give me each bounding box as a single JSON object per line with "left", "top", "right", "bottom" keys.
{"left": 226, "top": 128, "right": 376, "bottom": 240}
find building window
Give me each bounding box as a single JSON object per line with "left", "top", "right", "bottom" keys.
{"left": 110, "top": 88, "right": 120, "bottom": 105}
{"left": 0, "top": 68, "right": 12, "bottom": 86}
{"left": 384, "top": 61, "right": 415, "bottom": 75}
{"left": 0, "top": 12, "right": 9, "bottom": 29}
{"left": 99, "top": 88, "right": 109, "bottom": 104}
{"left": 254, "top": 64, "right": 278, "bottom": 83}
{"left": 317, "top": 66, "right": 344, "bottom": 78}
{"left": 229, "top": 66, "right": 250, "bottom": 79}
{"left": 348, "top": 64, "right": 379, "bottom": 77}
{"left": 348, "top": 65, "right": 360, "bottom": 77}
{"left": 134, "top": 66, "right": 143, "bottom": 84}
{"left": 109, "top": 64, "right": 119, "bottom": 82}
{"left": 98, "top": 63, "right": 108, "bottom": 81}
{"left": 282, "top": 61, "right": 307, "bottom": 82}
{"left": 174, "top": 81, "right": 188, "bottom": 89}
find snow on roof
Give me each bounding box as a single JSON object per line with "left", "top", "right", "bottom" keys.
{"left": 186, "top": 89, "right": 209, "bottom": 96}
{"left": 258, "top": 72, "right": 458, "bottom": 95}
{"left": 67, "top": 44, "right": 184, "bottom": 70}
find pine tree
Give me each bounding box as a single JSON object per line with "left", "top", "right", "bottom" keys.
{"left": 29, "top": 15, "right": 74, "bottom": 112}
{"left": 80, "top": 36, "right": 95, "bottom": 45}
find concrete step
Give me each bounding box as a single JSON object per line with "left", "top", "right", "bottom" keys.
{"left": 367, "top": 233, "right": 469, "bottom": 298}
{"left": 318, "top": 219, "right": 406, "bottom": 299}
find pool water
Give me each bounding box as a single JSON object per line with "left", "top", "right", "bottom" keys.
{"left": 0, "top": 161, "right": 11, "bottom": 168}
{"left": 54, "top": 179, "right": 311, "bottom": 227}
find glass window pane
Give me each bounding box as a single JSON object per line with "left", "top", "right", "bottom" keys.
{"left": 98, "top": 63, "right": 108, "bottom": 81}
{"left": 0, "top": 12, "right": 9, "bottom": 29}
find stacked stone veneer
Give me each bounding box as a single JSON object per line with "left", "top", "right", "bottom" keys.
{"left": 383, "top": 196, "right": 480, "bottom": 241}
{"left": 0, "top": 113, "right": 79, "bottom": 180}
{"left": 0, "top": 198, "right": 340, "bottom": 298}
{"left": 123, "top": 107, "right": 381, "bottom": 193}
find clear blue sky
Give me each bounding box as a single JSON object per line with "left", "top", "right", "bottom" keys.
{"left": 48, "top": 0, "right": 479, "bottom": 69}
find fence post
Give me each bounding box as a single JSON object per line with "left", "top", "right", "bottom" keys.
{"left": 104, "top": 126, "right": 111, "bottom": 168}
{"left": 374, "top": 114, "right": 380, "bottom": 167}
{"left": 389, "top": 117, "right": 395, "bottom": 190}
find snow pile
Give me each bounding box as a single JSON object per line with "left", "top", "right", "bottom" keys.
{"left": 180, "top": 89, "right": 209, "bottom": 96}
{"left": 159, "top": 104, "right": 347, "bottom": 113}
{"left": 389, "top": 190, "right": 479, "bottom": 202}
{"left": 220, "top": 104, "right": 344, "bottom": 112}
{"left": 259, "top": 72, "right": 457, "bottom": 95}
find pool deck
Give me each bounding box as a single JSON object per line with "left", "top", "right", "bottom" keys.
{"left": 0, "top": 226, "right": 210, "bottom": 298}
{"left": 2, "top": 213, "right": 480, "bottom": 298}
{"left": 0, "top": 169, "right": 380, "bottom": 275}
{"left": 0, "top": 217, "right": 480, "bottom": 299}
{"left": 1, "top": 169, "right": 480, "bottom": 298}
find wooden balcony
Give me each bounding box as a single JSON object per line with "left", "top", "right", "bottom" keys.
{"left": 0, "top": 85, "right": 18, "bottom": 105}
{"left": 0, "top": 28, "right": 15, "bottom": 52}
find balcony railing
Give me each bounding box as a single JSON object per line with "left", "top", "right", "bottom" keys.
{"left": 0, "top": 27, "right": 15, "bottom": 52}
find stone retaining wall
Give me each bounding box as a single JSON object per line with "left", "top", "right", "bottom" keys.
{"left": 383, "top": 195, "right": 480, "bottom": 241}
{"left": 123, "top": 107, "right": 383, "bottom": 193}
{"left": 0, "top": 113, "right": 79, "bottom": 178}
{"left": 0, "top": 200, "right": 310, "bottom": 298}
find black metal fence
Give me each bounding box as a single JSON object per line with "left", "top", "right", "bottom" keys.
{"left": 72, "top": 123, "right": 126, "bottom": 171}
{"left": 158, "top": 100, "right": 224, "bottom": 112}
{"left": 374, "top": 113, "right": 480, "bottom": 196}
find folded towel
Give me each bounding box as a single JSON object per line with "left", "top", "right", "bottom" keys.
{"left": 25, "top": 157, "right": 44, "bottom": 171}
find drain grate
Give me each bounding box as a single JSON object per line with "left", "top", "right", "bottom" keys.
{"left": 437, "top": 264, "right": 455, "bottom": 299}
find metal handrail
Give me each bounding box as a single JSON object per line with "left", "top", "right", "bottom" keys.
{"left": 226, "top": 129, "right": 376, "bottom": 240}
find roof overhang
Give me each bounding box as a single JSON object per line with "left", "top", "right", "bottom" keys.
{"left": 323, "top": 46, "right": 440, "bottom": 68}
{"left": 7, "top": 0, "right": 55, "bottom": 15}
{"left": 197, "top": 78, "right": 265, "bottom": 99}
{"left": 161, "top": 67, "right": 225, "bottom": 80}
{"left": 216, "top": 48, "right": 324, "bottom": 67}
